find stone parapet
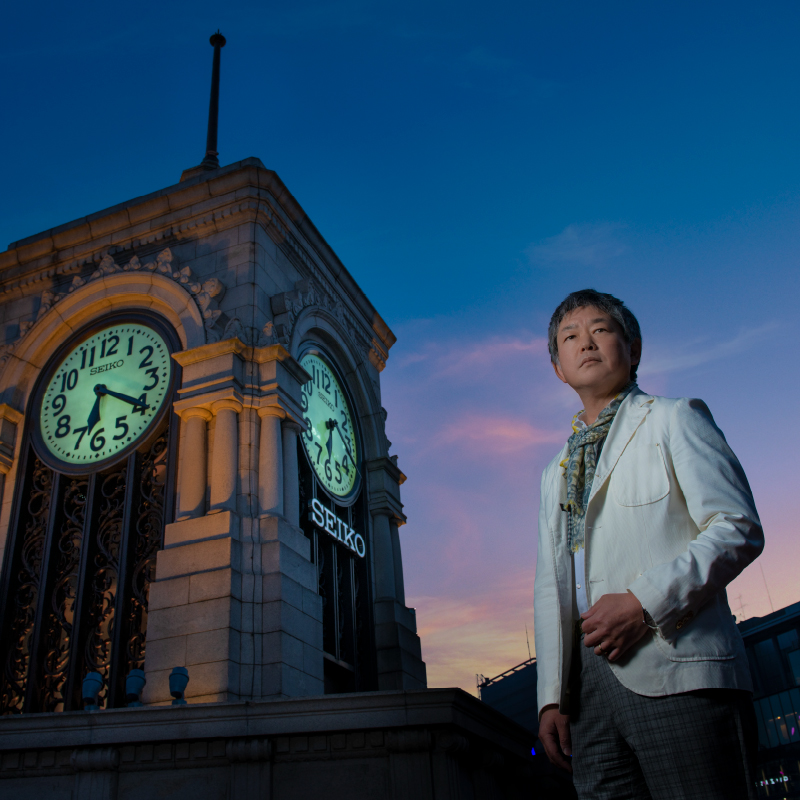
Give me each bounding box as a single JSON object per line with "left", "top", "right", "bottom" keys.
{"left": 0, "top": 689, "right": 540, "bottom": 800}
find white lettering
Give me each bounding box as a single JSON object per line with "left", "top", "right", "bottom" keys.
{"left": 310, "top": 498, "right": 325, "bottom": 528}
{"left": 306, "top": 502, "right": 366, "bottom": 558}
{"left": 342, "top": 524, "right": 355, "bottom": 549}
{"left": 324, "top": 508, "right": 337, "bottom": 538}
{"left": 354, "top": 533, "right": 366, "bottom": 558}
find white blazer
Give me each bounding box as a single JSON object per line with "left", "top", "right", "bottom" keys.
{"left": 534, "top": 387, "right": 763, "bottom": 716}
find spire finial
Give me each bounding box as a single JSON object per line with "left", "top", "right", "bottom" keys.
{"left": 199, "top": 31, "right": 226, "bottom": 171}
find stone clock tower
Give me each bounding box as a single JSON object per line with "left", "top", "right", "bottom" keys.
{"left": 0, "top": 152, "right": 425, "bottom": 709}
{"left": 0, "top": 36, "right": 535, "bottom": 800}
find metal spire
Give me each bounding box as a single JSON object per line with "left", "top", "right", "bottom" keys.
{"left": 199, "top": 31, "right": 226, "bottom": 171}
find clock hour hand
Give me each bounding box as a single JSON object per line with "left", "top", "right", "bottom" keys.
{"left": 94, "top": 384, "right": 150, "bottom": 411}
{"left": 86, "top": 393, "right": 101, "bottom": 434}
{"left": 324, "top": 419, "right": 334, "bottom": 458}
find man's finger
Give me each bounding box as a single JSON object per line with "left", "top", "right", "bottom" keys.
{"left": 541, "top": 732, "right": 573, "bottom": 772}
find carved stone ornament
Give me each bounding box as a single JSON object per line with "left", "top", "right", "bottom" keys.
{"left": 3, "top": 249, "right": 226, "bottom": 368}
{"left": 270, "top": 278, "right": 384, "bottom": 370}
{"left": 221, "top": 317, "right": 278, "bottom": 347}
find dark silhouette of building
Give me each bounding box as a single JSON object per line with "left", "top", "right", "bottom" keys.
{"left": 739, "top": 600, "right": 800, "bottom": 797}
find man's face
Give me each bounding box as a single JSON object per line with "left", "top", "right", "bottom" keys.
{"left": 553, "top": 306, "right": 640, "bottom": 394}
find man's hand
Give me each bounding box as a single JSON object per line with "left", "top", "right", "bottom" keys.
{"left": 581, "top": 592, "right": 648, "bottom": 662}
{"left": 539, "top": 706, "right": 572, "bottom": 772}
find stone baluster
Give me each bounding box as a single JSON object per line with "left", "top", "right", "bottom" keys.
{"left": 257, "top": 407, "right": 284, "bottom": 517}
{"left": 209, "top": 399, "right": 242, "bottom": 514}
{"left": 178, "top": 408, "right": 212, "bottom": 520}
{"left": 281, "top": 421, "right": 301, "bottom": 526}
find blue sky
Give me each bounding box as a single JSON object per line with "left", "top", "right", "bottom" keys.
{"left": 3, "top": 1, "right": 800, "bottom": 691}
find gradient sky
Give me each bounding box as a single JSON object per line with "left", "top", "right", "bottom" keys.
{"left": 3, "top": 1, "right": 800, "bottom": 694}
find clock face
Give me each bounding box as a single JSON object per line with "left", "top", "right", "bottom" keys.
{"left": 37, "top": 321, "right": 172, "bottom": 469}
{"left": 299, "top": 351, "right": 360, "bottom": 501}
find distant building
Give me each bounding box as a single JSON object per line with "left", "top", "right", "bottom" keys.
{"left": 478, "top": 658, "right": 539, "bottom": 736}
{"left": 738, "top": 600, "right": 800, "bottom": 798}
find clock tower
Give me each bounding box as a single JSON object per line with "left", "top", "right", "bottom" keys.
{"left": 0, "top": 144, "right": 425, "bottom": 707}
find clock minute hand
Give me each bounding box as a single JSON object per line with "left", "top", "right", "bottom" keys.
{"left": 332, "top": 421, "right": 359, "bottom": 472}
{"left": 95, "top": 384, "right": 150, "bottom": 411}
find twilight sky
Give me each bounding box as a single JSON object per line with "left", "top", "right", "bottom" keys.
{"left": 3, "top": 1, "right": 800, "bottom": 694}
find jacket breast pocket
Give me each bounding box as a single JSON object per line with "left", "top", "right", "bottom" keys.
{"left": 611, "top": 443, "right": 670, "bottom": 507}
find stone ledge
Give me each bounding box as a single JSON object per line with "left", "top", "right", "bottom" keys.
{"left": 0, "top": 689, "right": 533, "bottom": 760}
{"left": 164, "top": 511, "right": 239, "bottom": 548}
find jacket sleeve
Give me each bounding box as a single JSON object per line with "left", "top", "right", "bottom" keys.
{"left": 534, "top": 465, "right": 562, "bottom": 717}
{"left": 628, "top": 398, "right": 764, "bottom": 642}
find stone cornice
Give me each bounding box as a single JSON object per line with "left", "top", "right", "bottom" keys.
{"left": 1, "top": 158, "right": 395, "bottom": 363}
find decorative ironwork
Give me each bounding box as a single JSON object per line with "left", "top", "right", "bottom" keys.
{"left": 83, "top": 466, "right": 127, "bottom": 703}
{"left": 336, "top": 554, "right": 345, "bottom": 657}
{"left": 0, "top": 460, "right": 53, "bottom": 714}
{"left": 124, "top": 425, "right": 169, "bottom": 670}
{"left": 39, "top": 477, "right": 89, "bottom": 712}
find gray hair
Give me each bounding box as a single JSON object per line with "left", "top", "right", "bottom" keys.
{"left": 548, "top": 289, "right": 642, "bottom": 380}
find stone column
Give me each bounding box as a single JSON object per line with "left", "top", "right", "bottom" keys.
{"left": 390, "top": 520, "right": 406, "bottom": 606}
{"left": 258, "top": 408, "right": 284, "bottom": 517}
{"left": 177, "top": 408, "right": 212, "bottom": 520}
{"left": 281, "top": 421, "right": 301, "bottom": 526}
{"left": 372, "top": 511, "right": 397, "bottom": 600}
{"left": 209, "top": 399, "right": 242, "bottom": 514}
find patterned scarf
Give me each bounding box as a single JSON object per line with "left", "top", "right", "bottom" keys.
{"left": 561, "top": 381, "right": 636, "bottom": 552}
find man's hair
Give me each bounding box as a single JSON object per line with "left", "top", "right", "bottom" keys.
{"left": 548, "top": 289, "right": 642, "bottom": 380}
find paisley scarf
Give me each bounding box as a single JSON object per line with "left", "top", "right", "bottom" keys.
{"left": 561, "top": 381, "right": 636, "bottom": 552}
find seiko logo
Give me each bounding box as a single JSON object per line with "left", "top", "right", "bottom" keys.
{"left": 308, "top": 498, "right": 366, "bottom": 557}
{"left": 90, "top": 359, "right": 124, "bottom": 375}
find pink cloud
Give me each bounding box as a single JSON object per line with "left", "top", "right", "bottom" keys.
{"left": 434, "top": 413, "right": 563, "bottom": 455}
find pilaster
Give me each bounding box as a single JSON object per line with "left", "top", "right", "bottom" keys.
{"left": 367, "top": 457, "right": 426, "bottom": 690}
{"left": 144, "top": 337, "right": 321, "bottom": 704}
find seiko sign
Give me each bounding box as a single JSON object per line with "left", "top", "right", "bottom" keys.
{"left": 308, "top": 498, "right": 366, "bottom": 558}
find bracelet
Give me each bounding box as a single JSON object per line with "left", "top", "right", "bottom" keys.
{"left": 642, "top": 607, "right": 659, "bottom": 631}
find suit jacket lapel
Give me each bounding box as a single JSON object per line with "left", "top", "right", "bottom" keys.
{"left": 588, "top": 388, "right": 652, "bottom": 505}
{"left": 547, "top": 442, "right": 570, "bottom": 538}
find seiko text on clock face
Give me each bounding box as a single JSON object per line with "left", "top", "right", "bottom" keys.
{"left": 39, "top": 323, "right": 172, "bottom": 465}
{"left": 299, "top": 352, "right": 359, "bottom": 499}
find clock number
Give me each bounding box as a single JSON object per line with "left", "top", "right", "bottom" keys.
{"left": 55, "top": 415, "right": 71, "bottom": 438}
{"left": 127, "top": 336, "right": 134, "bottom": 356}
{"left": 101, "top": 335, "right": 119, "bottom": 358}
{"left": 72, "top": 426, "right": 88, "bottom": 449}
{"left": 323, "top": 373, "right": 331, "bottom": 394}
{"left": 59, "top": 369, "right": 78, "bottom": 393}
{"left": 324, "top": 458, "right": 332, "bottom": 482}
{"left": 90, "top": 428, "right": 106, "bottom": 452}
{"left": 303, "top": 416, "right": 313, "bottom": 442}
{"left": 89, "top": 347, "right": 96, "bottom": 368}
{"left": 341, "top": 414, "right": 349, "bottom": 435}
{"left": 131, "top": 394, "right": 148, "bottom": 415}
{"left": 300, "top": 391, "right": 308, "bottom": 412}
{"left": 52, "top": 394, "right": 67, "bottom": 414}
{"left": 113, "top": 416, "right": 129, "bottom": 441}
{"left": 142, "top": 368, "right": 159, "bottom": 391}
{"left": 314, "top": 442, "right": 323, "bottom": 464}
{"left": 139, "top": 346, "right": 154, "bottom": 369}
{"left": 342, "top": 453, "right": 350, "bottom": 473}
{"left": 334, "top": 460, "right": 342, "bottom": 485}
{"left": 334, "top": 390, "right": 338, "bottom": 408}
{"left": 80, "top": 350, "right": 87, "bottom": 370}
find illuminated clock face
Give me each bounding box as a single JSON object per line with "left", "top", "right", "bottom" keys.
{"left": 38, "top": 322, "right": 172, "bottom": 467}
{"left": 299, "top": 352, "right": 360, "bottom": 500}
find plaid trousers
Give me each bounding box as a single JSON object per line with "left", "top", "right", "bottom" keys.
{"left": 570, "top": 635, "right": 758, "bottom": 800}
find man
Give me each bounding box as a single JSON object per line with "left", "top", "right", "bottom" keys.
{"left": 533, "top": 289, "right": 762, "bottom": 800}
